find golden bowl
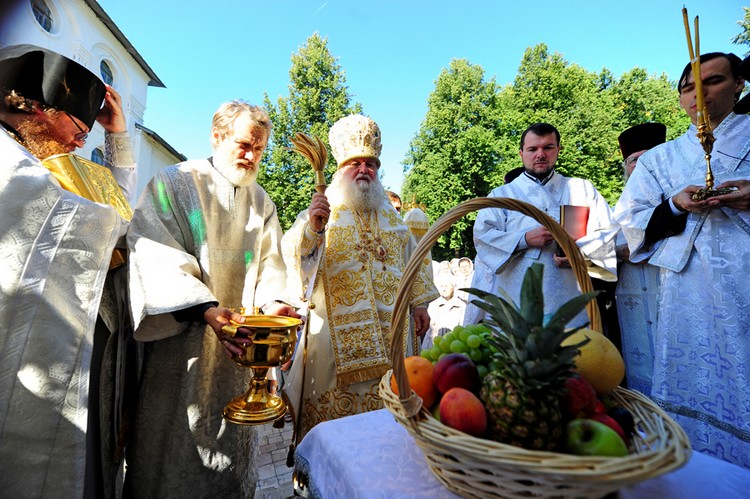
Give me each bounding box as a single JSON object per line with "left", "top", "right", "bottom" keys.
{"left": 221, "top": 314, "right": 301, "bottom": 425}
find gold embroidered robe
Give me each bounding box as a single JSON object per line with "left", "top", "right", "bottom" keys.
{"left": 282, "top": 198, "right": 437, "bottom": 439}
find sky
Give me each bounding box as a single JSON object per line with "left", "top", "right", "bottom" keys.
{"left": 98, "top": 0, "right": 746, "bottom": 194}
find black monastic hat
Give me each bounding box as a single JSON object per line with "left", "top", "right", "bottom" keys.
{"left": 617, "top": 122, "right": 667, "bottom": 160}
{"left": 0, "top": 44, "right": 106, "bottom": 128}
{"left": 734, "top": 55, "right": 750, "bottom": 115}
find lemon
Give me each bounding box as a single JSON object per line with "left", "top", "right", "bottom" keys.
{"left": 562, "top": 328, "right": 625, "bottom": 395}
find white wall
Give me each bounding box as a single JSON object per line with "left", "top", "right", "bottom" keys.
{"left": 0, "top": 0, "right": 182, "bottom": 202}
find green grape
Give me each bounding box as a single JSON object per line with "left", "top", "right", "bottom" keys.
{"left": 481, "top": 348, "right": 493, "bottom": 363}
{"left": 458, "top": 328, "right": 472, "bottom": 343}
{"left": 477, "top": 364, "right": 489, "bottom": 379}
{"left": 432, "top": 335, "right": 443, "bottom": 347}
{"left": 451, "top": 325, "right": 464, "bottom": 336}
{"left": 450, "top": 340, "right": 468, "bottom": 354}
{"left": 429, "top": 345, "right": 442, "bottom": 361}
{"left": 438, "top": 352, "right": 447, "bottom": 361}
{"left": 439, "top": 339, "right": 452, "bottom": 353}
{"left": 443, "top": 332, "right": 456, "bottom": 345}
{"left": 468, "top": 347, "right": 483, "bottom": 363}
{"left": 466, "top": 334, "right": 481, "bottom": 349}
{"left": 420, "top": 349, "right": 432, "bottom": 360}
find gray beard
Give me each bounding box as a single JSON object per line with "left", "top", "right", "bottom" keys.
{"left": 213, "top": 158, "right": 258, "bottom": 187}
{"left": 326, "top": 171, "right": 386, "bottom": 212}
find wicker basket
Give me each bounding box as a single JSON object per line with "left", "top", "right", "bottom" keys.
{"left": 379, "top": 197, "right": 691, "bottom": 499}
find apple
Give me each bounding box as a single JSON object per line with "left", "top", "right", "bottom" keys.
{"left": 559, "top": 376, "right": 597, "bottom": 420}
{"left": 433, "top": 353, "right": 481, "bottom": 394}
{"left": 588, "top": 412, "right": 627, "bottom": 443}
{"left": 592, "top": 399, "right": 607, "bottom": 414}
{"left": 565, "top": 419, "right": 628, "bottom": 457}
{"left": 439, "top": 387, "right": 487, "bottom": 437}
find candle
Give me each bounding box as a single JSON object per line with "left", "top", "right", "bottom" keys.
{"left": 682, "top": 8, "right": 706, "bottom": 126}
{"left": 693, "top": 16, "right": 705, "bottom": 122}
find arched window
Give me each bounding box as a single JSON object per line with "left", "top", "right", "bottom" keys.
{"left": 31, "top": 0, "right": 53, "bottom": 32}
{"left": 91, "top": 147, "right": 105, "bottom": 166}
{"left": 100, "top": 61, "right": 114, "bottom": 86}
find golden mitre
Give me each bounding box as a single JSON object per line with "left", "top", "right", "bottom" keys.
{"left": 328, "top": 114, "right": 382, "bottom": 168}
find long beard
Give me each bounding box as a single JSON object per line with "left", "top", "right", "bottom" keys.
{"left": 326, "top": 171, "right": 386, "bottom": 212}
{"left": 214, "top": 158, "right": 259, "bottom": 187}
{"left": 16, "top": 119, "right": 69, "bottom": 160}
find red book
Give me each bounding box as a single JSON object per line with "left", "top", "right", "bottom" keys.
{"left": 557, "top": 205, "right": 589, "bottom": 256}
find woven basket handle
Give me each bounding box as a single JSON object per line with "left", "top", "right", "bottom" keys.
{"left": 389, "top": 197, "right": 602, "bottom": 405}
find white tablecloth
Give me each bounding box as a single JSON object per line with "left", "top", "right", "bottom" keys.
{"left": 295, "top": 409, "right": 750, "bottom": 498}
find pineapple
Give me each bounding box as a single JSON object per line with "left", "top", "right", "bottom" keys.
{"left": 467, "top": 263, "right": 597, "bottom": 451}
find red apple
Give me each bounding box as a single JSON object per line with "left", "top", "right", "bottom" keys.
{"left": 433, "top": 353, "right": 481, "bottom": 394}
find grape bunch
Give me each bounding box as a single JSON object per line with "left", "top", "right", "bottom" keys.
{"left": 420, "top": 324, "right": 499, "bottom": 379}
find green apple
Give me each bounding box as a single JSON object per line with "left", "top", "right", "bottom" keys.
{"left": 565, "top": 419, "right": 628, "bottom": 457}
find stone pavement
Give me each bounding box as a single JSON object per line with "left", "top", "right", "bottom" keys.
{"left": 254, "top": 416, "right": 295, "bottom": 499}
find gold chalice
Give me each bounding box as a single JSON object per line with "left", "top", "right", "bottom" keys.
{"left": 221, "top": 314, "right": 301, "bottom": 425}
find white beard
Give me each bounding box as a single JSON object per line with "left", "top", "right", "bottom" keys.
{"left": 326, "top": 170, "right": 387, "bottom": 212}
{"left": 214, "top": 158, "right": 258, "bottom": 187}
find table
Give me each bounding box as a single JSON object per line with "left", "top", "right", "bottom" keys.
{"left": 295, "top": 409, "right": 750, "bottom": 498}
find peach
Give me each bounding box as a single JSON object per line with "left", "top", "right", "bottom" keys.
{"left": 439, "top": 387, "right": 488, "bottom": 437}
{"left": 433, "top": 353, "right": 481, "bottom": 394}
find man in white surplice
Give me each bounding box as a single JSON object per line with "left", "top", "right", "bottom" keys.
{"left": 124, "top": 101, "right": 298, "bottom": 498}
{"left": 0, "top": 45, "right": 135, "bottom": 499}
{"left": 614, "top": 52, "right": 750, "bottom": 469}
{"left": 281, "top": 115, "right": 437, "bottom": 443}
{"left": 613, "top": 122, "right": 666, "bottom": 397}
{"left": 464, "top": 122, "right": 617, "bottom": 328}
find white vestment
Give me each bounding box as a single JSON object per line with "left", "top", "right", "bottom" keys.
{"left": 124, "top": 159, "right": 288, "bottom": 497}
{"left": 465, "top": 172, "right": 617, "bottom": 327}
{"left": 281, "top": 198, "right": 437, "bottom": 440}
{"left": 614, "top": 231, "right": 660, "bottom": 396}
{"left": 0, "top": 130, "right": 124, "bottom": 497}
{"left": 614, "top": 113, "right": 750, "bottom": 469}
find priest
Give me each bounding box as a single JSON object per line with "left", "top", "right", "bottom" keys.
{"left": 281, "top": 114, "right": 437, "bottom": 442}
{"left": 124, "top": 100, "right": 297, "bottom": 497}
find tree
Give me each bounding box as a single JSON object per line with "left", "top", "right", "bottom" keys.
{"left": 401, "top": 59, "right": 501, "bottom": 260}
{"left": 260, "top": 33, "right": 361, "bottom": 229}
{"left": 732, "top": 6, "right": 750, "bottom": 57}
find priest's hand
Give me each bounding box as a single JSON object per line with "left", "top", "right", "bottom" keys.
{"left": 204, "top": 306, "right": 251, "bottom": 359}
{"left": 706, "top": 179, "right": 750, "bottom": 210}
{"left": 96, "top": 84, "right": 127, "bottom": 133}
{"left": 525, "top": 227, "right": 554, "bottom": 248}
{"left": 672, "top": 186, "right": 710, "bottom": 213}
{"left": 264, "top": 302, "right": 301, "bottom": 319}
{"left": 308, "top": 192, "right": 330, "bottom": 233}
{"left": 552, "top": 253, "right": 571, "bottom": 268}
{"left": 412, "top": 306, "right": 430, "bottom": 338}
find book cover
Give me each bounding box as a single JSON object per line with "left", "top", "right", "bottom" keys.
{"left": 556, "top": 205, "right": 589, "bottom": 257}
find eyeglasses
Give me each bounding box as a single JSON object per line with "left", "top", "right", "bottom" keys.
{"left": 624, "top": 156, "right": 639, "bottom": 168}
{"left": 64, "top": 112, "right": 88, "bottom": 142}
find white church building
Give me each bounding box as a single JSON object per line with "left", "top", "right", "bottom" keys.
{"left": 1, "top": 0, "right": 185, "bottom": 201}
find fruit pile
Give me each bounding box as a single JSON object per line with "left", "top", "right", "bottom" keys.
{"left": 399, "top": 263, "right": 633, "bottom": 457}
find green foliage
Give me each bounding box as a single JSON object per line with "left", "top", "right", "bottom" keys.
{"left": 259, "top": 33, "right": 362, "bottom": 229}
{"left": 401, "top": 59, "right": 502, "bottom": 260}
{"left": 732, "top": 7, "right": 750, "bottom": 57}
{"left": 401, "top": 44, "right": 688, "bottom": 258}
